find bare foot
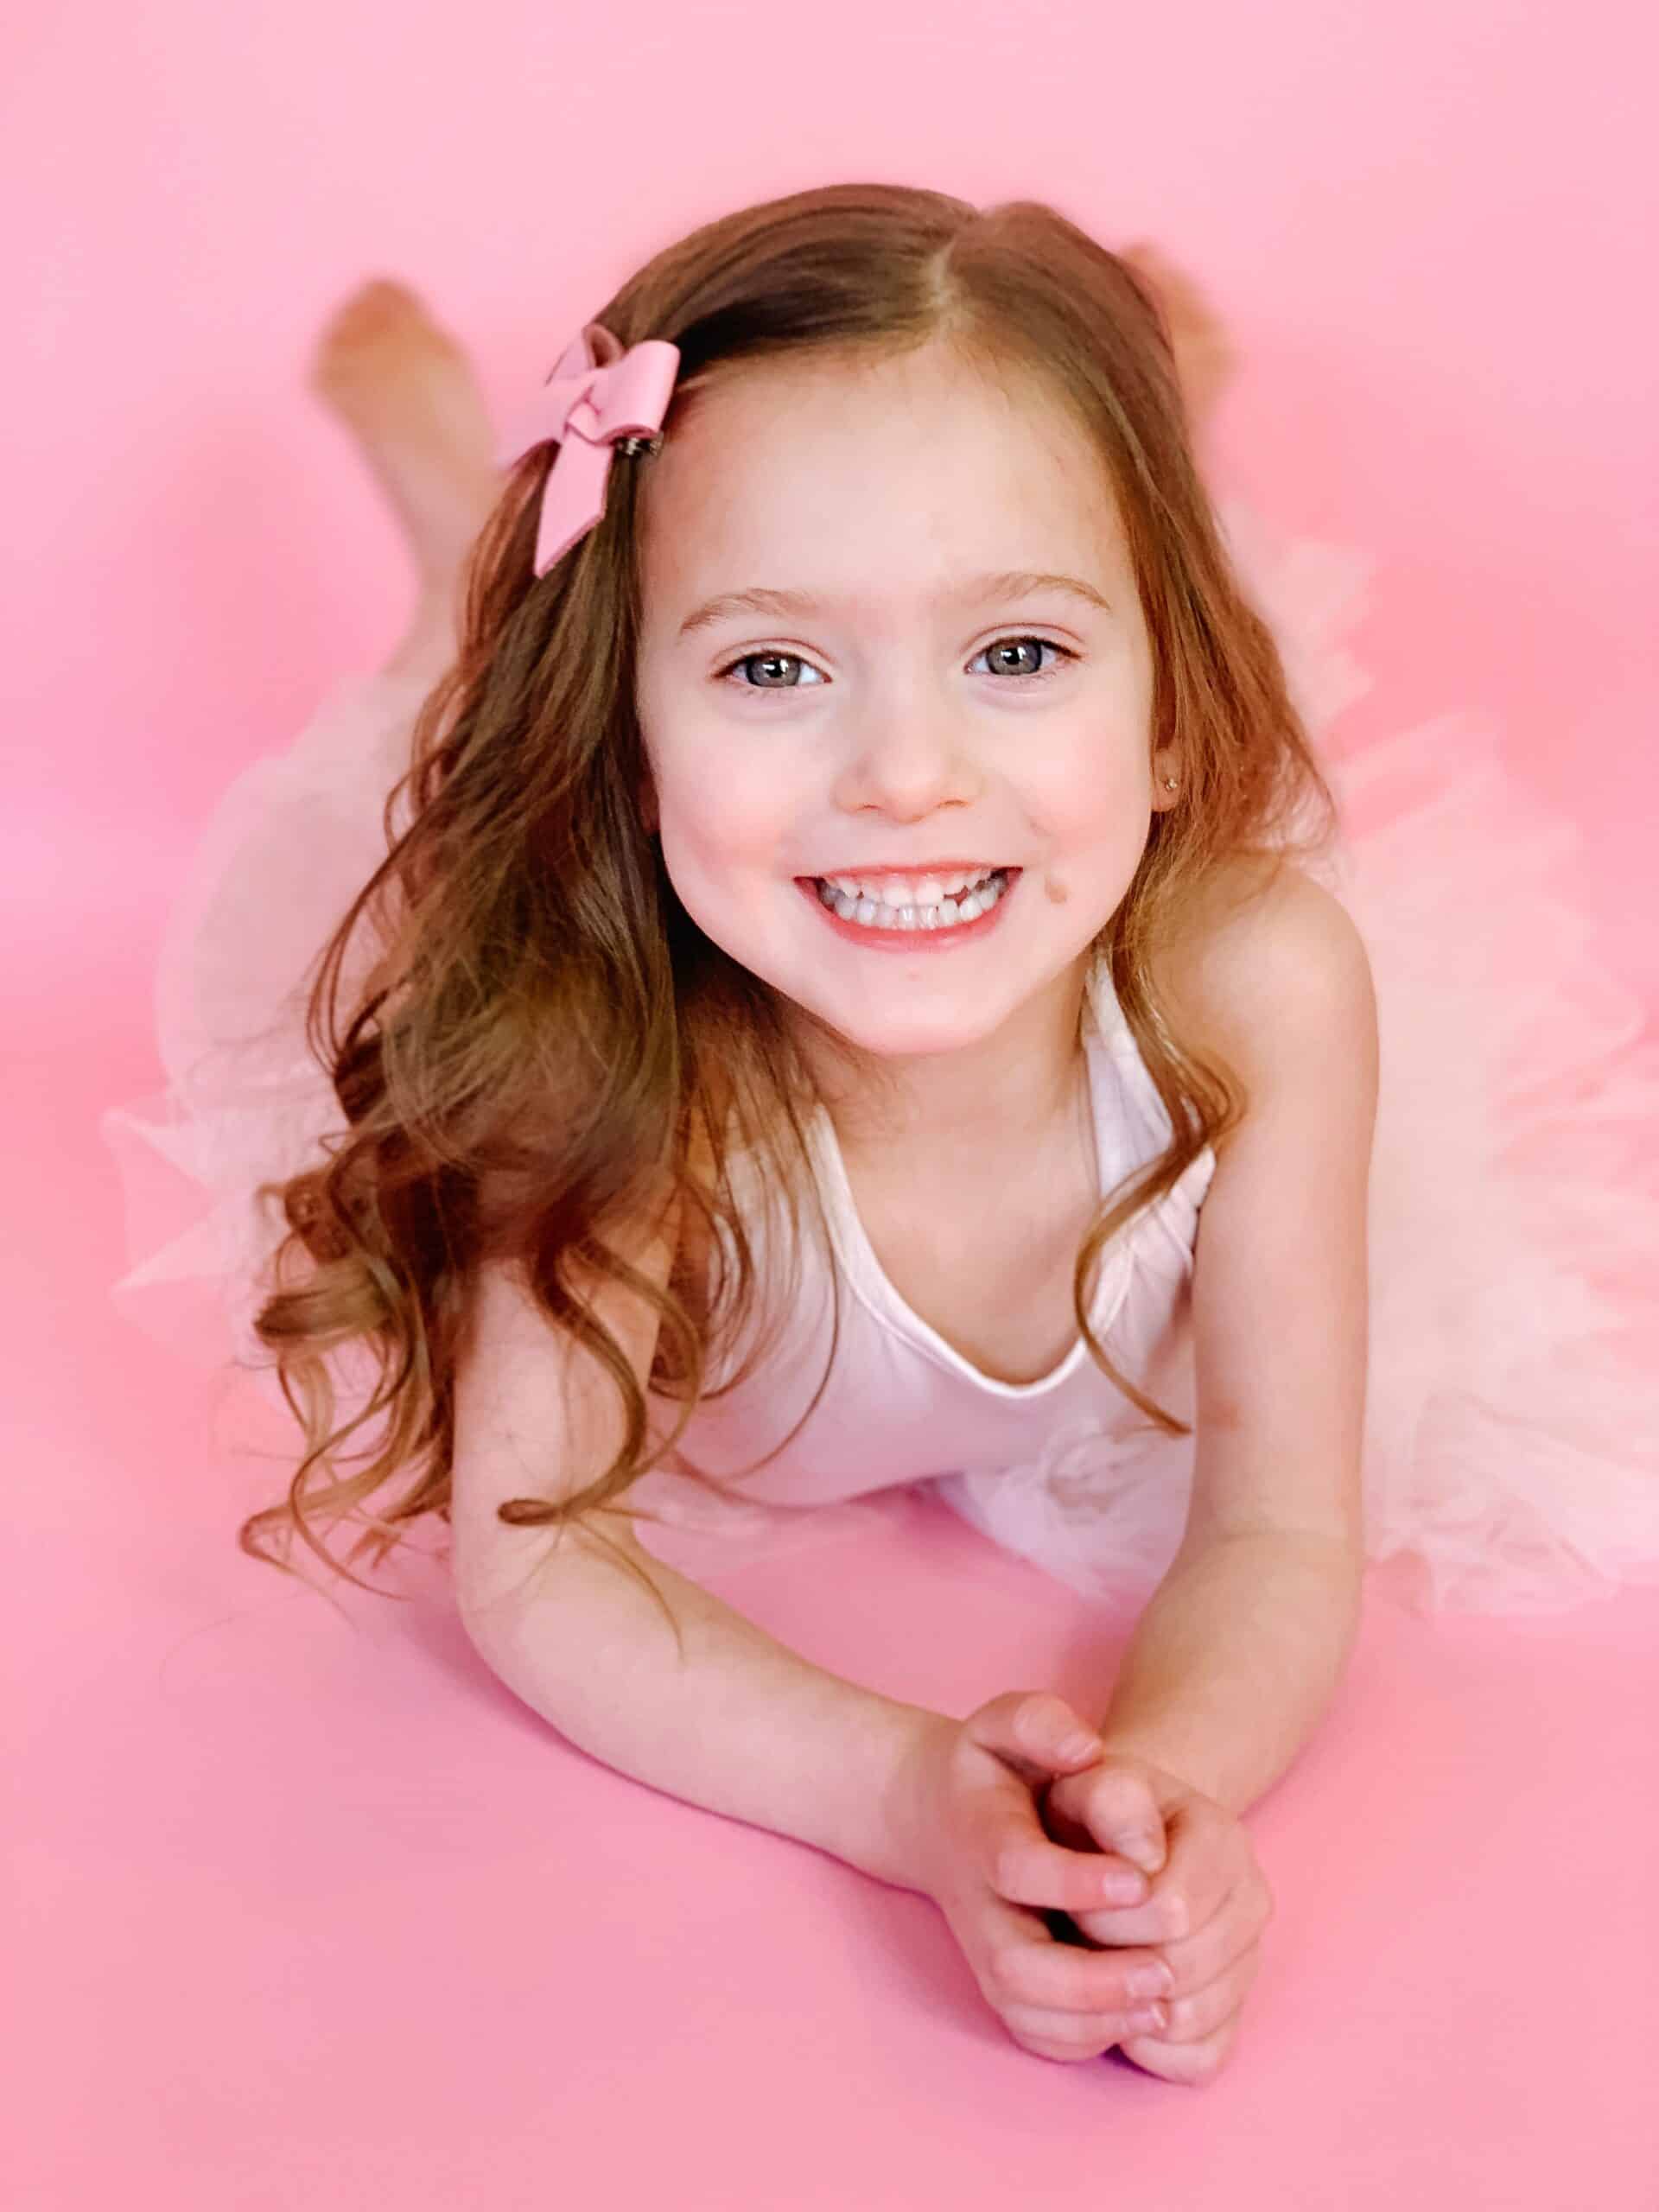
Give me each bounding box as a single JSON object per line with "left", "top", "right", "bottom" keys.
{"left": 308, "top": 278, "right": 502, "bottom": 596}
{"left": 1119, "top": 242, "right": 1238, "bottom": 430}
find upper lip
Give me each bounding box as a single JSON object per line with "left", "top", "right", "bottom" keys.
{"left": 804, "top": 861, "right": 1015, "bottom": 881}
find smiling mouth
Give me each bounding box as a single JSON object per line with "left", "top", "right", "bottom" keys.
{"left": 802, "top": 867, "right": 1019, "bottom": 933}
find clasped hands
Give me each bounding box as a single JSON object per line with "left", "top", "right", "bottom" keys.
{"left": 919, "top": 1691, "right": 1272, "bottom": 2082}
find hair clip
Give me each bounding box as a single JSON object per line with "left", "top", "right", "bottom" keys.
{"left": 496, "top": 321, "right": 681, "bottom": 576}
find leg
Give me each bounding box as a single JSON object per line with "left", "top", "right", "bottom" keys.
{"left": 308, "top": 278, "right": 503, "bottom": 681}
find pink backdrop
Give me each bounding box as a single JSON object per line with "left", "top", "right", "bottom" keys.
{"left": 10, "top": 0, "right": 1656, "bottom": 993}
{"left": 8, "top": 3, "right": 1657, "bottom": 2204}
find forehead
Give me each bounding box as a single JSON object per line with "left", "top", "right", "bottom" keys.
{"left": 636, "top": 340, "right": 1129, "bottom": 620}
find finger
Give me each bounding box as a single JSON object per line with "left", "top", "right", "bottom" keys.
{"left": 1065, "top": 1796, "right": 1245, "bottom": 1948}
{"left": 1078, "top": 1882, "right": 1264, "bottom": 2032}
{"left": 1154, "top": 1940, "right": 1262, "bottom": 2044}
{"left": 982, "top": 1758, "right": 1153, "bottom": 1912}
{"left": 1122, "top": 2000, "right": 1246, "bottom": 2083}
{"left": 987, "top": 1809, "right": 1156, "bottom": 1916}
{"left": 1003, "top": 1996, "right": 1170, "bottom": 2057}
{"left": 1071, "top": 1766, "right": 1167, "bottom": 1875}
{"left": 1169, "top": 1858, "right": 1272, "bottom": 1986}
{"left": 1070, "top": 1859, "right": 1255, "bottom": 1961}
{"left": 963, "top": 1690, "right": 1108, "bottom": 1784}
{"left": 977, "top": 1890, "right": 1175, "bottom": 2018}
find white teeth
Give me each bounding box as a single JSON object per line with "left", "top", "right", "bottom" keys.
{"left": 816, "top": 869, "right": 1010, "bottom": 931}
{"left": 818, "top": 866, "right": 998, "bottom": 906}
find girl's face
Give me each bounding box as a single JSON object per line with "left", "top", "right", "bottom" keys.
{"left": 632, "top": 339, "right": 1174, "bottom": 1066}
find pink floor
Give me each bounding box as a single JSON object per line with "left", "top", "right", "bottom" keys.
{"left": 9, "top": 881, "right": 1657, "bottom": 2207}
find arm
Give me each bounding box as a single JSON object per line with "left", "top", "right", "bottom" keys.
{"left": 459, "top": 1517, "right": 949, "bottom": 1892}
{"left": 1097, "top": 864, "right": 1377, "bottom": 1814}
{"left": 451, "top": 1225, "right": 949, "bottom": 1894}
{"left": 1088, "top": 1530, "right": 1362, "bottom": 1815}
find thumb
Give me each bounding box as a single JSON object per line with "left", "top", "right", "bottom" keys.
{"left": 963, "top": 1691, "right": 1105, "bottom": 1785}
{"left": 1082, "top": 1764, "right": 1168, "bottom": 1875}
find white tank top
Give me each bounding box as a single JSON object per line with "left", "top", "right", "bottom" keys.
{"left": 645, "top": 957, "right": 1217, "bottom": 1510}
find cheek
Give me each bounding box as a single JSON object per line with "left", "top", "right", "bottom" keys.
{"left": 653, "top": 687, "right": 823, "bottom": 835}
{"left": 1034, "top": 744, "right": 1152, "bottom": 906}
{"left": 652, "top": 750, "right": 806, "bottom": 937}
{"left": 1041, "top": 731, "right": 1149, "bottom": 830}
{"left": 657, "top": 765, "right": 790, "bottom": 873}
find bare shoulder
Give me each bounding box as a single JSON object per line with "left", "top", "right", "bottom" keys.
{"left": 1149, "top": 850, "right": 1373, "bottom": 1023}
{"left": 1148, "top": 854, "right": 1377, "bottom": 1134}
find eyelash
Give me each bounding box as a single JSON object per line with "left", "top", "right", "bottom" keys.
{"left": 713, "top": 635, "right": 1079, "bottom": 696}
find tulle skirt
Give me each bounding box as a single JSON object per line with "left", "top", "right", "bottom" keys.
{"left": 100, "top": 498, "right": 1659, "bottom": 1616}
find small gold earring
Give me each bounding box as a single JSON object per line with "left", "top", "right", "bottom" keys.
{"left": 1162, "top": 775, "right": 1178, "bottom": 792}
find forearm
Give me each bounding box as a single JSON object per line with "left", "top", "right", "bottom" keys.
{"left": 458, "top": 1527, "right": 949, "bottom": 1893}
{"left": 1090, "top": 1532, "right": 1363, "bottom": 1815}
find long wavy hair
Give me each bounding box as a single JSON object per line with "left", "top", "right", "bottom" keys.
{"left": 243, "top": 182, "right": 1338, "bottom": 1628}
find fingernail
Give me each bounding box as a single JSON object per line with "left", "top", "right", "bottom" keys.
{"left": 1101, "top": 1868, "right": 1148, "bottom": 1904}
{"left": 1118, "top": 1832, "right": 1162, "bottom": 1872}
{"left": 1061, "top": 1732, "right": 1102, "bottom": 1761}
{"left": 1129, "top": 1962, "right": 1174, "bottom": 1999}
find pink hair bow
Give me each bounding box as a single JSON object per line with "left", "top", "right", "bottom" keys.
{"left": 497, "top": 321, "right": 682, "bottom": 577}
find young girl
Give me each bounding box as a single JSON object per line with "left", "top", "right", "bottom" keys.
{"left": 102, "top": 187, "right": 1659, "bottom": 2085}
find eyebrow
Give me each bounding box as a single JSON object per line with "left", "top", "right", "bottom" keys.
{"left": 675, "top": 569, "right": 1111, "bottom": 641}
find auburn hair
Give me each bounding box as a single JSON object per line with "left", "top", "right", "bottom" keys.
{"left": 242, "top": 181, "right": 1338, "bottom": 1628}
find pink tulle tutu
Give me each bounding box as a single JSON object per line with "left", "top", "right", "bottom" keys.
{"left": 101, "top": 497, "right": 1659, "bottom": 1615}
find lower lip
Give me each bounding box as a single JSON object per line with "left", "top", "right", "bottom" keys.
{"left": 795, "top": 871, "right": 1020, "bottom": 952}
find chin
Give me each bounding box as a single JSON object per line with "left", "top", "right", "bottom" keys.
{"left": 785, "top": 992, "right": 1025, "bottom": 1062}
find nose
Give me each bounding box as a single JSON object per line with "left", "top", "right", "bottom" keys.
{"left": 836, "top": 702, "right": 983, "bottom": 820}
